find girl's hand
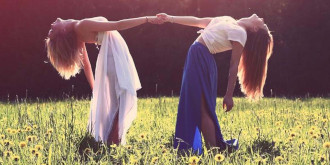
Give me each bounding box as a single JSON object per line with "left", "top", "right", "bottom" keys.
{"left": 223, "top": 95, "right": 234, "bottom": 112}
{"left": 156, "top": 13, "right": 170, "bottom": 22}
{"left": 148, "top": 16, "right": 165, "bottom": 24}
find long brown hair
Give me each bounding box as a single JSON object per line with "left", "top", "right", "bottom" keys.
{"left": 238, "top": 28, "right": 274, "bottom": 100}
{"left": 45, "top": 29, "right": 82, "bottom": 80}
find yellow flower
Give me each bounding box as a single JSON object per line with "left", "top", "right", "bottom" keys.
{"left": 311, "top": 134, "right": 318, "bottom": 139}
{"left": 275, "top": 156, "right": 284, "bottom": 162}
{"left": 35, "top": 144, "right": 43, "bottom": 151}
{"left": 25, "top": 126, "right": 32, "bottom": 132}
{"left": 35, "top": 152, "right": 42, "bottom": 158}
{"left": 290, "top": 132, "right": 297, "bottom": 137}
{"left": 31, "top": 148, "right": 37, "bottom": 155}
{"left": 33, "top": 125, "right": 38, "bottom": 129}
{"left": 296, "top": 125, "right": 303, "bottom": 129}
{"left": 110, "top": 144, "right": 117, "bottom": 148}
{"left": 275, "top": 121, "right": 282, "bottom": 126}
{"left": 0, "top": 134, "right": 5, "bottom": 139}
{"left": 19, "top": 141, "right": 27, "bottom": 148}
{"left": 188, "top": 156, "right": 199, "bottom": 165}
{"left": 308, "top": 130, "right": 314, "bottom": 135}
{"left": 10, "top": 129, "right": 17, "bottom": 134}
{"left": 47, "top": 128, "right": 53, "bottom": 134}
{"left": 162, "top": 148, "right": 167, "bottom": 154}
{"left": 310, "top": 126, "right": 317, "bottom": 131}
{"left": 26, "top": 136, "right": 33, "bottom": 142}
{"left": 6, "top": 128, "right": 11, "bottom": 134}
{"left": 322, "top": 118, "right": 327, "bottom": 123}
{"left": 4, "top": 151, "right": 12, "bottom": 157}
{"left": 125, "top": 145, "right": 132, "bottom": 150}
{"left": 17, "top": 129, "right": 21, "bottom": 133}
{"left": 214, "top": 154, "right": 225, "bottom": 162}
{"left": 318, "top": 154, "right": 325, "bottom": 162}
{"left": 12, "top": 155, "right": 20, "bottom": 162}
{"left": 323, "top": 142, "right": 330, "bottom": 149}
{"left": 4, "top": 140, "right": 10, "bottom": 146}
{"left": 151, "top": 157, "right": 159, "bottom": 164}
{"left": 139, "top": 133, "right": 146, "bottom": 140}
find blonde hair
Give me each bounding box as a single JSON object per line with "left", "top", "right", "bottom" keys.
{"left": 45, "top": 29, "right": 82, "bottom": 80}
{"left": 238, "top": 28, "right": 274, "bottom": 100}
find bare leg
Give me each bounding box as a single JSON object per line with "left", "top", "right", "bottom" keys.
{"left": 200, "top": 94, "right": 218, "bottom": 148}
{"left": 107, "top": 112, "right": 120, "bottom": 145}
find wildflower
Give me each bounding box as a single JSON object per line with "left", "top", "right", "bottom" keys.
{"left": 19, "top": 141, "right": 27, "bottom": 148}
{"left": 26, "top": 136, "right": 33, "bottom": 142}
{"left": 4, "top": 140, "right": 10, "bottom": 146}
{"left": 110, "top": 144, "right": 117, "bottom": 148}
{"left": 214, "top": 154, "right": 225, "bottom": 162}
{"left": 35, "top": 152, "right": 42, "bottom": 158}
{"left": 31, "top": 148, "right": 37, "bottom": 155}
{"left": 3, "top": 151, "right": 12, "bottom": 157}
{"left": 288, "top": 137, "right": 294, "bottom": 142}
{"left": 33, "top": 125, "right": 38, "bottom": 129}
{"left": 323, "top": 142, "right": 330, "bottom": 149}
{"left": 162, "top": 148, "right": 167, "bottom": 154}
{"left": 308, "top": 130, "right": 314, "bottom": 135}
{"left": 35, "top": 144, "right": 43, "bottom": 151}
{"left": 275, "top": 156, "right": 284, "bottom": 162}
{"left": 188, "top": 156, "right": 199, "bottom": 165}
{"left": 296, "top": 125, "right": 303, "bottom": 129}
{"left": 139, "top": 133, "right": 146, "bottom": 140}
{"left": 312, "top": 134, "right": 318, "bottom": 139}
{"left": 47, "top": 128, "right": 53, "bottom": 134}
{"left": 275, "top": 121, "right": 282, "bottom": 126}
{"left": 290, "top": 132, "right": 297, "bottom": 138}
{"left": 25, "top": 126, "right": 32, "bottom": 132}
{"left": 10, "top": 129, "right": 17, "bottom": 134}
{"left": 0, "top": 134, "right": 5, "bottom": 139}
{"left": 322, "top": 118, "right": 327, "bottom": 123}
{"left": 6, "top": 128, "right": 11, "bottom": 134}
{"left": 12, "top": 155, "right": 20, "bottom": 162}
{"left": 125, "top": 145, "right": 132, "bottom": 150}
{"left": 17, "top": 129, "right": 21, "bottom": 133}
{"left": 151, "top": 157, "right": 159, "bottom": 164}
{"left": 318, "top": 154, "right": 325, "bottom": 162}
{"left": 310, "top": 126, "right": 317, "bottom": 131}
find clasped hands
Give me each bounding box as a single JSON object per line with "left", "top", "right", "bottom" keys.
{"left": 147, "top": 13, "right": 171, "bottom": 24}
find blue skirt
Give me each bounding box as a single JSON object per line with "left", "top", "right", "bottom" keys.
{"left": 173, "top": 42, "right": 237, "bottom": 154}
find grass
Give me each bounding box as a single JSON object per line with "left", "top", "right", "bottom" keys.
{"left": 0, "top": 97, "right": 329, "bottom": 164}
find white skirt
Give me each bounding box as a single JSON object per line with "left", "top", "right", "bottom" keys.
{"left": 88, "top": 31, "right": 141, "bottom": 145}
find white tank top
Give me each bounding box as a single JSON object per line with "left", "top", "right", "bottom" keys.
{"left": 198, "top": 16, "right": 247, "bottom": 54}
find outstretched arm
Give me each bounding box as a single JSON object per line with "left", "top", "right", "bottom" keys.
{"left": 223, "top": 41, "right": 244, "bottom": 112}
{"left": 76, "top": 16, "right": 162, "bottom": 32}
{"left": 156, "top": 13, "right": 213, "bottom": 28}
{"left": 81, "top": 43, "right": 94, "bottom": 91}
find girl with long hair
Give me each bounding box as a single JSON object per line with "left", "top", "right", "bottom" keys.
{"left": 45, "top": 16, "right": 161, "bottom": 145}
{"left": 156, "top": 13, "right": 274, "bottom": 153}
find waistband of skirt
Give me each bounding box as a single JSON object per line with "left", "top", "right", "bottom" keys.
{"left": 192, "top": 41, "right": 211, "bottom": 53}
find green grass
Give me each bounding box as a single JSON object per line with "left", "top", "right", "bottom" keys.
{"left": 0, "top": 97, "right": 329, "bottom": 164}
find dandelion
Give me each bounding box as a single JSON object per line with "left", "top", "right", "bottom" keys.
{"left": 189, "top": 156, "right": 199, "bottom": 165}
{"left": 35, "top": 152, "right": 42, "bottom": 158}
{"left": 162, "top": 148, "right": 167, "bottom": 154}
{"left": 47, "top": 128, "right": 53, "bottom": 134}
{"left": 290, "top": 132, "right": 297, "bottom": 138}
{"left": 12, "top": 155, "right": 20, "bottom": 162}
{"left": 139, "top": 133, "right": 146, "bottom": 140}
{"left": 35, "top": 144, "right": 43, "bottom": 151}
{"left": 323, "top": 142, "right": 330, "bottom": 149}
{"left": 4, "top": 140, "right": 10, "bottom": 146}
{"left": 318, "top": 154, "right": 325, "bottom": 162}
{"left": 4, "top": 151, "right": 12, "bottom": 157}
{"left": 151, "top": 157, "right": 159, "bottom": 164}
{"left": 275, "top": 156, "right": 284, "bottom": 162}
{"left": 125, "top": 145, "right": 132, "bottom": 150}
{"left": 31, "top": 148, "right": 37, "bottom": 155}
{"left": 25, "top": 126, "right": 32, "bottom": 132}
{"left": 19, "top": 141, "right": 27, "bottom": 148}
{"left": 214, "top": 154, "right": 225, "bottom": 162}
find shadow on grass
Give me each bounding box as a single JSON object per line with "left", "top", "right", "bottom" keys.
{"left": 247, "top": 138, "right": 281, "bottom": 160}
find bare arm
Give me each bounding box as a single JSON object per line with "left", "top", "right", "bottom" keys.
{"left": 76, "top": 16, "right": 161, "bottom": 32}
{"left": 223, "top": 41, "right": 244, "bottom": 112}
{"left": 81, "top": 43, "right": 94, "bottom": 90}
{"left": 156, "top": 13, "right": 212, "bottom": 28}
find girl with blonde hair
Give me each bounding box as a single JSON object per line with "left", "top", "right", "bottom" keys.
{"left": 156, "top": 13, "right": 274, "bottom": 153}
{"left": 46, "top": 16, "right": 161, "bottom": 145}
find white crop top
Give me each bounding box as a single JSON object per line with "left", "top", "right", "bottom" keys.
{"left": 198, "top": 16, "right": 247, "bottom": 54}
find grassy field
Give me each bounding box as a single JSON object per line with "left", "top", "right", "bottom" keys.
{"left": 0, "top": 97, "right": 329, "bottom": 164}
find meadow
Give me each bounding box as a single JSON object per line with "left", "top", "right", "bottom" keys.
{"left": 0, "top": 97, "right": 329, "bottom": 164}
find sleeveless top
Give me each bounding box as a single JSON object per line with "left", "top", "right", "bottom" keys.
{"left": 198, "top": 16, "right": 247, "bottom": 54}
